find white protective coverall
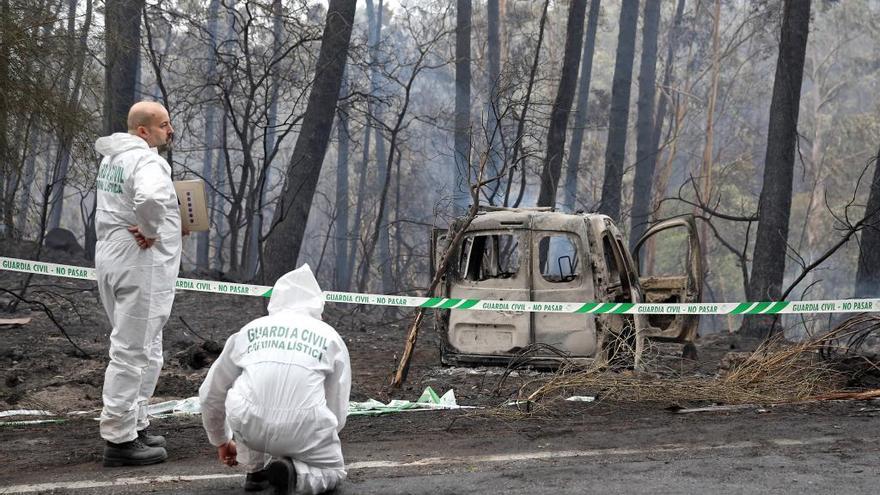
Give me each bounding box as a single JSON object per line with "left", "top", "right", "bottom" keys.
{"left": 199, "top": 264, "right": 351, "bottom": 495}
{"left": 94, "top": 132, "right": 182, "bottom": 443}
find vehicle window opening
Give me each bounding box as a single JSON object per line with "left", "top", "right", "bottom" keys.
{"left": 458, "top": 233, "right": 520, "bottom": 281}
{"left": 538, "top": 234, "right": 580, "bottom": 283}
{"left": 602, "top": 235, "right": 620, "bottom": 283}
{"left": 641, "top": 227, "right": 690, "bottom": 277}
{"left": 602, "top": 234, "right": 633, "bottom": 301}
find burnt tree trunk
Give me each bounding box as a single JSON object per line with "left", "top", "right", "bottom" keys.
{"left": 371, "top": 0, "right": 392, "bottom": 293}
{"left": 649, "top": 0, "right": 686, "bottom": 204}
{"left": 197, "top": 0, "right": 223, "bottom": 269}
{"left": 628, "top": 0, "right": 660, "bottom": 251}
{"left": 244, "top": 0, "right": 284, "bottom": 280}
{"left": 351, "top": 0, "right": 379, "bottom": 288}
{"left": 87, "top": 0, "right": 144, "bottom": 258}
{"left": 334, "top": 71, "right": 351, "bottom": 291}
{"left": 536, "top": 0, "right": 588, "bottom": 208}
{"left": 48, "top": 0, "right": 93, "bottom": 232}
{"left": 503, "top": 0, "right": 550, "bottom": 208}
{"left": 356, "top": 0, "right": 392, "bottom": 293}
{"left": 855, "top": 145, "right": 880, "bottom": 298}
{"left": 103, "top": 0, "right": 144, "bottom": 135}
{"left": 453, "top": 0, "right": 472, "bottom": 214}
{"left": 485, "top": 0, "right": 501, "bottom": 201}
{"left": 598, "top": 0, "right": 639, "bottom": 222}
{"left": 743, "top": 0, "right": 811, "bottom": 338}
{"left": 15, "top": 132, "right": 41, "bottom": 236}
{"left": 0, "top": 0, "right": 11, "bottom": 237}
{"left": 641, "top": 0, "right": 686, "bottom": 273}
{"left": 262, "top": 0, "right": 356, "bottom": 284}
{"left": 562, "top": 0, "right": 600, "bottom": 214}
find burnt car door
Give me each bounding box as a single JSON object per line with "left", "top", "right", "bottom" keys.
{"left": 632, "top": 215, "right": 703, "bottom": 343}
{"left": 442, "top": 229, "right": 532, "bottom": 363}
{"left": 529, "top": 215, "right": 598, "bottom": 358}
{"left": 589, "top": 218, "right": 645, "bottom": 367}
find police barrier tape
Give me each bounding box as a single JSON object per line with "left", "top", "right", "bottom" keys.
{"left": 3, "top": 256, "right": 879, "bottom": 315}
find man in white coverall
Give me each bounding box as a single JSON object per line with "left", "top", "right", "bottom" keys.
{"left": 95, "top": 101, "right": 182, "bottom": 467}
{"left": 199, "top": 264, "right": 351, "bottom": 495}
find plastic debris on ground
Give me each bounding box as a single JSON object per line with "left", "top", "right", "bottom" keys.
{"left": 565, "top": 396, "right": 596, "bottom": 402}
{"left": 3, "top": 387, "right": 477, "bottom": 426}
{"left": 427, "top": 366, "right": 549, "bottom": 378}
{"left": 348, "top": 387, "right": 478, "bottom": 417}
{"left": 147, "top": 397, "right": 202, "bottom": 418}
{"left": 145, "top": 387, "right": 476, "bottom": 418}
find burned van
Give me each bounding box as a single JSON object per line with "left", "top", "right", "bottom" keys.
{"left": 431, "top": 207, "right": 702, "bottom": 367}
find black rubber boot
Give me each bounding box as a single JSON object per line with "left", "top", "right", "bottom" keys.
{"left": 266, "top": 457, "right": 297, "bottom": 495}
{"left": 244, "top": 469, "right": 271, "bottom": 492}
{"left": 103, "top": 438, "right": 168, "bottom": 467}
{"left": 137, "top": 428, "right": 167, "bottom": 448}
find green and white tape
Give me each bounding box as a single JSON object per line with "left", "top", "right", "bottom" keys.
{"left": 1, "top": 256, "right": 272, "bottom": 297}
{"left": 325, "top": 291, "right": 878, "bottom": 315}
{"left": 3, "top": 256, "right": 879, "bottom": 315}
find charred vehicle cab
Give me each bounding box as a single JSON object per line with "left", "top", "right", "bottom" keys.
{"left": 432, "top": 207, "right": 703, "bottom": 368}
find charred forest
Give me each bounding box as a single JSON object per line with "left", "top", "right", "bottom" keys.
{"left": 1, "top": 0, "right": 880, "bottom": 340}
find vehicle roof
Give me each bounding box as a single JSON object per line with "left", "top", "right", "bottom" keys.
{"left": 463, "top": 207, "right": 610, "bottom": 230}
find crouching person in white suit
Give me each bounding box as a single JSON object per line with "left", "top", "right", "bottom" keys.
{"left": 199, "top": 264, "right": 351, "bottom": 495}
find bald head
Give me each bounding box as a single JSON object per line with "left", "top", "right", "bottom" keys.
{"left": 127, "top": 101, "right": 174, "bottom": 151}
{"left": 127, "top": 101, "right": 167, "bottom": 131}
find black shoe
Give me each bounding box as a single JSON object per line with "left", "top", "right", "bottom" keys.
{"left": 137, "top": 428, "right": 167, "bottom": 448}
{"left": 266, "top": 457, "right": 297, "bottom": 495}
{"left": 244, "top": 469, "right": 271, "bottom": 492}
{"left": 103, "top": 438, "right": 168, "bottom": 467}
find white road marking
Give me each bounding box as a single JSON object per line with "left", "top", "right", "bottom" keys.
{"left": 0, "top": 474, "right": 243, "bottom": 494}
{"left": 0, "top": 436, "right": 843, "bottom": 493}
{"left": 346, "top": 436, "right": 841, "bottom": 469}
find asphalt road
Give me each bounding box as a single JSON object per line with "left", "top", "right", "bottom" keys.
{"left": 3, "top": 400, "right": 879, "bottom": 495}
{"left": 4, "top": 439, "right": 878, "bottom": 494}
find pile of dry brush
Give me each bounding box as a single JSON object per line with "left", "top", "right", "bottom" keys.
{"left": 509, "top": 315, "right": 880, "bottom": 407}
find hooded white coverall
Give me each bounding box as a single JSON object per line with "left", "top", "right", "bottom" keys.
{"left": 199, "top": 264, "right": 351, "bottom": 495}
{"left": 94, "top": 133, "right": 182, "bottom": 443}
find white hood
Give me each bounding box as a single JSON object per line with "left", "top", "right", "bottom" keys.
{"left": 95, "top": 132, "right": 150, "bottom": 157}
{"left": 267, "top": 264, "right": 325, "bottom": 318}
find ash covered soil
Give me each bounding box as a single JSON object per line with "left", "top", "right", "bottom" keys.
{"left": 2, "top": 239, "right": 880, "bottom": 491}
